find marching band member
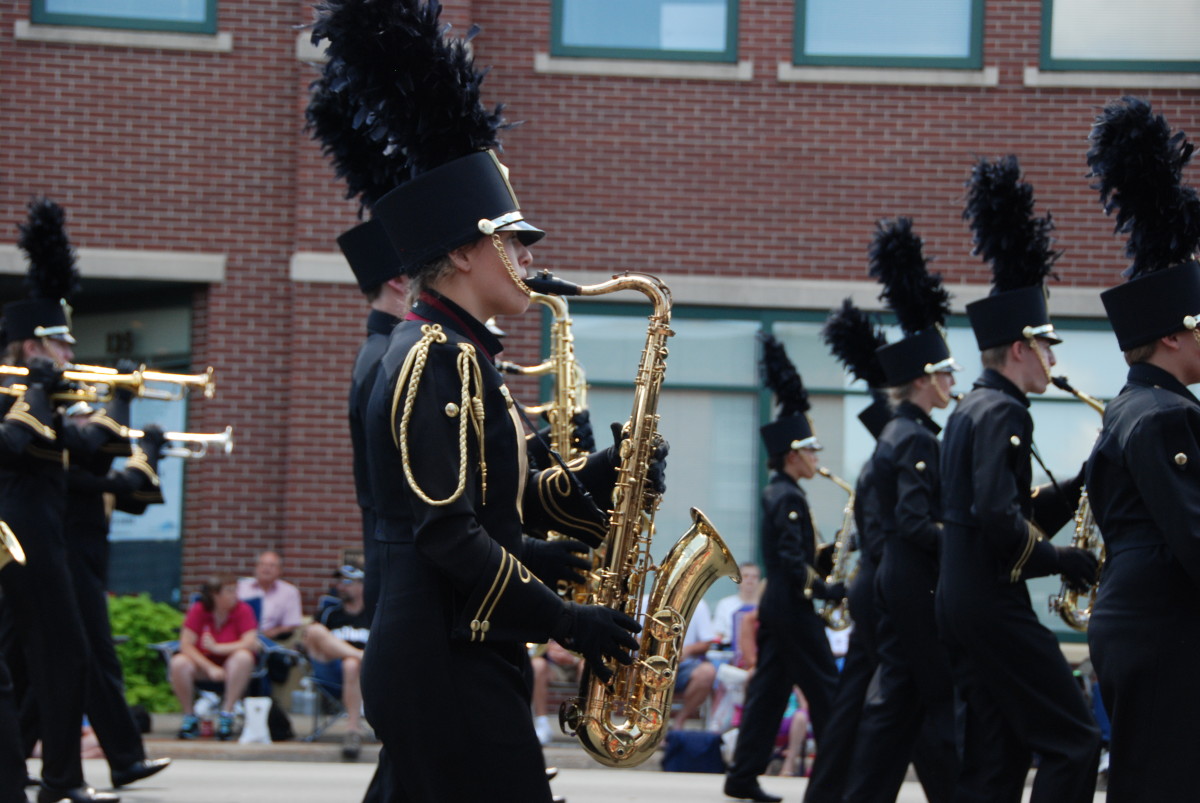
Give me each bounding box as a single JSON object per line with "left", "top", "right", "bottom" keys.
{"left": 724, "top": 334, "right": 841, "bottom": 803}
{"left": 0, "top": 199, "right": 117, "bottom": 803}
{"left": 937, "top": 157, "right": 1099, "bottom": 803}
{"left": 843, "top": 219, "right": 959, "bottom": 803}
{"left": 311, "top": 3, "right": 657, "bottom": 800}
{"left": 1083, "top": 96, "right": 1200, "bottom": 802}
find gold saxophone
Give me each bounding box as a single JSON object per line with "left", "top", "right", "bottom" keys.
{"left": 526, "top": 270, "right": 741, "bottom": 768}
{"left": 816, "top": 467, "right": 856, "bottom": 631}
{"left": 1047, "top": 376, "right": 1106, "bottom": 631}
{"left": 0, "top": 520, "right": 25, "bottom": 572}
{"left": 496, "top": 292, "right": 588, "bottom": 460}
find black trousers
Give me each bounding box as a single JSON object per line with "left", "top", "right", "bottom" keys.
{"left": 938, "top": 568, "right": 1100, "bottom": 803}
{"left": 0, "top": 639, "right": 25, "bottom": 803}
{"left": 67, "top": 533, "right": 144, "bottom": 771}
{"left": 0, "top": 494, "right": 90, "bottom": 791}
{"left": 803, "top": 565, "right": 878, "bottom": 803}
{"left": 727, "top": 605, "right": 837, "bottom": 787}
{"left": 843, "top": 554, "right": 958, "bottom": 803}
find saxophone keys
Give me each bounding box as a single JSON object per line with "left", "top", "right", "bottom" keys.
{"left": 635, "top": 705, "right": 664, "bottom": 734}
{"left": 558, "top": 699, "right": 583, "bottom": 736}
{"left": 638, "top": 655, "right": 675, "bottom": 690}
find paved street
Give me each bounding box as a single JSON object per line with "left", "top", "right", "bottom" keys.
{"left": 30, "top": 755, "right": 1109, "bottom": 803}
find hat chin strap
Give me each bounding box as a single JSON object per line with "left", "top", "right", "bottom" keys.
{"left": 490, "top": 233, "right": 532, "bottom": 297}
{"left": 1026, "top": 335, "right": 1053, "bottom": 383}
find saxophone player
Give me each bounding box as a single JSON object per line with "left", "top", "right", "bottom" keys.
{"left": 1083, "top": 97, "right": 1200, "bottom": 802}
{"left": 938, "top": 157, "right": 1100, "bottom": 803}
{"left": 312, "top": 4, "right": 661, "bottom": 800}
{"left": 842, "top": 219, "right": 961, "bottom": 803}
{"left": 724, "top": 334, "right": 842, "bottom": 803}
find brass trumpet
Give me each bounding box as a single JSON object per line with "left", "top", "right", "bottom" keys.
{"left": 0, "top": 364, "right": 215, "bottom": 403}
{"left": 128, "top": 426, "right": 234, "bottom": 459}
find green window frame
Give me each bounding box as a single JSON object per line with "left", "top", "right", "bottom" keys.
{"left": 1040, "top": 0, "right": 1200, "bottom": 73}
{"left": 550, "top": 0, "right": 739, "bottom": 64}
{"left": 793, "top": 0, "right": 984, "bottom": 69}
{"left": 31, "top": 0, "right": 218, "bottom": 34}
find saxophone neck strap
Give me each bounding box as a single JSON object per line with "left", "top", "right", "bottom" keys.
{"left": 514, "top": 400, "right": 609, "bottom": 528}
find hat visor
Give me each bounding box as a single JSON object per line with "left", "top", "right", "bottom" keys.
{"left": 790, "top": 436, "right": 823, "bottom": 452}
{"left": 927, "top": 357, "right": 962, "bottom": 374}
{"left": 499, "top": 219, "right": 545, "bottom": 246}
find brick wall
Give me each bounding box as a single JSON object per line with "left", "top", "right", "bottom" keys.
{"left": 2, "top": 0, "right": 1196, "bottom": 611}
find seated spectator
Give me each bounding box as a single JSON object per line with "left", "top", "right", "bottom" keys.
{"left": 302, "top": 565, "right": 371, "bottom": 759}
{"left": 237, "top": 550, "right": 304, "bottom": 641}
{"left": 531, "top": 640, "right": 583, "bottom": 746}
{"left": 170, "top": 575, "right": 260, "bottom": 741}
{"left": 712, "top": 562, "right": 761, "bottom": 645}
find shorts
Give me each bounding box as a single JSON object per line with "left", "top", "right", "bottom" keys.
{"left": 675, "top": 656, "right": 709, "bottom": 692}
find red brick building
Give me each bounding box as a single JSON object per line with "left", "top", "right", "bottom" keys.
{"left": 2, "top": 0, "right": 1197, "bottom": 631}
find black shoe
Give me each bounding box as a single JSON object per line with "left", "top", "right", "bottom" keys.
{"left": 111, "top": 758, "right": 172, "bottom": 788}
{"left": 545, "top": 767, "right": 558, "bottom": 781}
{"left": 723, "top": 778, "right": 783, "bottom": 803}
{"left": 36, "top": 785, "right": 120, "bottom": 803}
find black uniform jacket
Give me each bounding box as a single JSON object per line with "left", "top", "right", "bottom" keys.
{"left": 364, "top": 290, "right": 616, "bottom": 646}
{"left": 939, "top": 369, "right": 1077, "bottom": 590}
{"left": 350, "top": 310, "right": 402, "bottom": 521}
{"left": 1085, "top": 362, "right": 1200, "bottom": 800}
{"left": 759, "top": 471, "right": 824, "bottom": 614}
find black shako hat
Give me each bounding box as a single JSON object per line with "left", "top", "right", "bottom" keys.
{"left": 868, "top": 218, "right": 958, "bottom": 385}
{"left": 758, "top": 332, "right": 820, "bottom": 455}
{"left": 963, "top": 156, "right": 1062, "bottom": 351}
{"left": 310, "top": 0, "right": 543, "bottom": 280}
{"left": 2, "top": 198, "right": 79, "bottom": 346}
{"left": 821, "top": 298, "right": 891, "bottom": 438}
{"left": 372, "top": 151, "right": 543, "bottom": 275}
{"left": 1088, "top": 97, "right": 1200, "bottom": 351}
{"left": 336, "top": 219, "right": 404, "bottom": 294}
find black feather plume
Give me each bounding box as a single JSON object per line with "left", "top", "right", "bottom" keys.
{"left": 821, "top": 298, "right": 888, "bottom": 388}
{"left": 759, "top": 332, "right": 810, "bottom": 418}
{"left": 868, "top": 217, "right": 951, "bottom": 335}
{"left": 311, "top": 0, "right": 510, "bottom": 182}
{"left": 963, "top": 155, "right": 1060, "bottom": 292}
{"left": 1087, "top": 96, "right": 1200, "bottom": 278}
{"left": 305, "top": 64, "right": 401, "bottom": 215}
{"left": 17, "top": 198, "right": 80, "bottom": 302}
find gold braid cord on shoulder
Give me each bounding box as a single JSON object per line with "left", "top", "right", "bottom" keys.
{"left": 391, "top": 324, "right": 487, "bottom": 506}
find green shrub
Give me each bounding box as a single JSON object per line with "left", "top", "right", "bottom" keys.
{"left": 108, "top": 593, "right": 184, "bottom": 713}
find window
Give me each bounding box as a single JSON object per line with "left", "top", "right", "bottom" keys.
{"left": 548, "top": 303, "right": 1122, "bottom": 640}
{"left": 551, "top": 0, "right": 738, "bottom": 63}
{"left": 1041, "top": 0, "right": 1200, "bottom": 72}
{"left": 794, "top": 0, "right": 984, "bottom": 69}
{"left": 31, "top": 0, "right": 217, "bottom": 34}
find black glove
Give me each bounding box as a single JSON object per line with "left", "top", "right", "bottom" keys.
{"left": 140, "top": 424, "right": 168, "bottom": 461}
{"left": 114, "top": 359, "right": 139, "bottom": 403}
{"left": 1056, "top": 546, "right": 1099, "bottom": 593}
{"left": 552, "top": 601, "right": 641, "bottom": 683}
{"left": 607, "top": 422, "right": 669, "bottom": 495}
{"left": 811, "top": 577, "right": 845, "bottom": 603}
{"left": 571, "top": 410, "right": 596, "bottom": 454}
{"left": 522, "top": 536, "right": 591, "bottom": 588}
{"left": 25, "top": 357, "right": 63, "bottom": 391}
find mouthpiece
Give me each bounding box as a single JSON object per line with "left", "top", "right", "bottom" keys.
{"left": 1051, "top": 375, "right": 1073, "bottom": 394}
{"left": 524, "top": 270, "right": 583, "bottom": 296}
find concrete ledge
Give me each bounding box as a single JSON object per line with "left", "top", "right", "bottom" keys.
{"left": 296, "top": 30, "right": 326, "bottom": 63}
{"left": 0, "top": 245, "right": 225, "bottom": 283}
{"left": 14, "top": 19, "right": 232, "bottom": 52}
{"left": 290, "top": 251, "right": 352, "bottom": 284}
{"left": 535, "top": 52, "right": 753, "bottom": 82}
{"left": 1024, "top": 66, "right": 1200, "bottom": 89}
{"left": 778, "top": 63, "right": 999, "bottom": 87}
